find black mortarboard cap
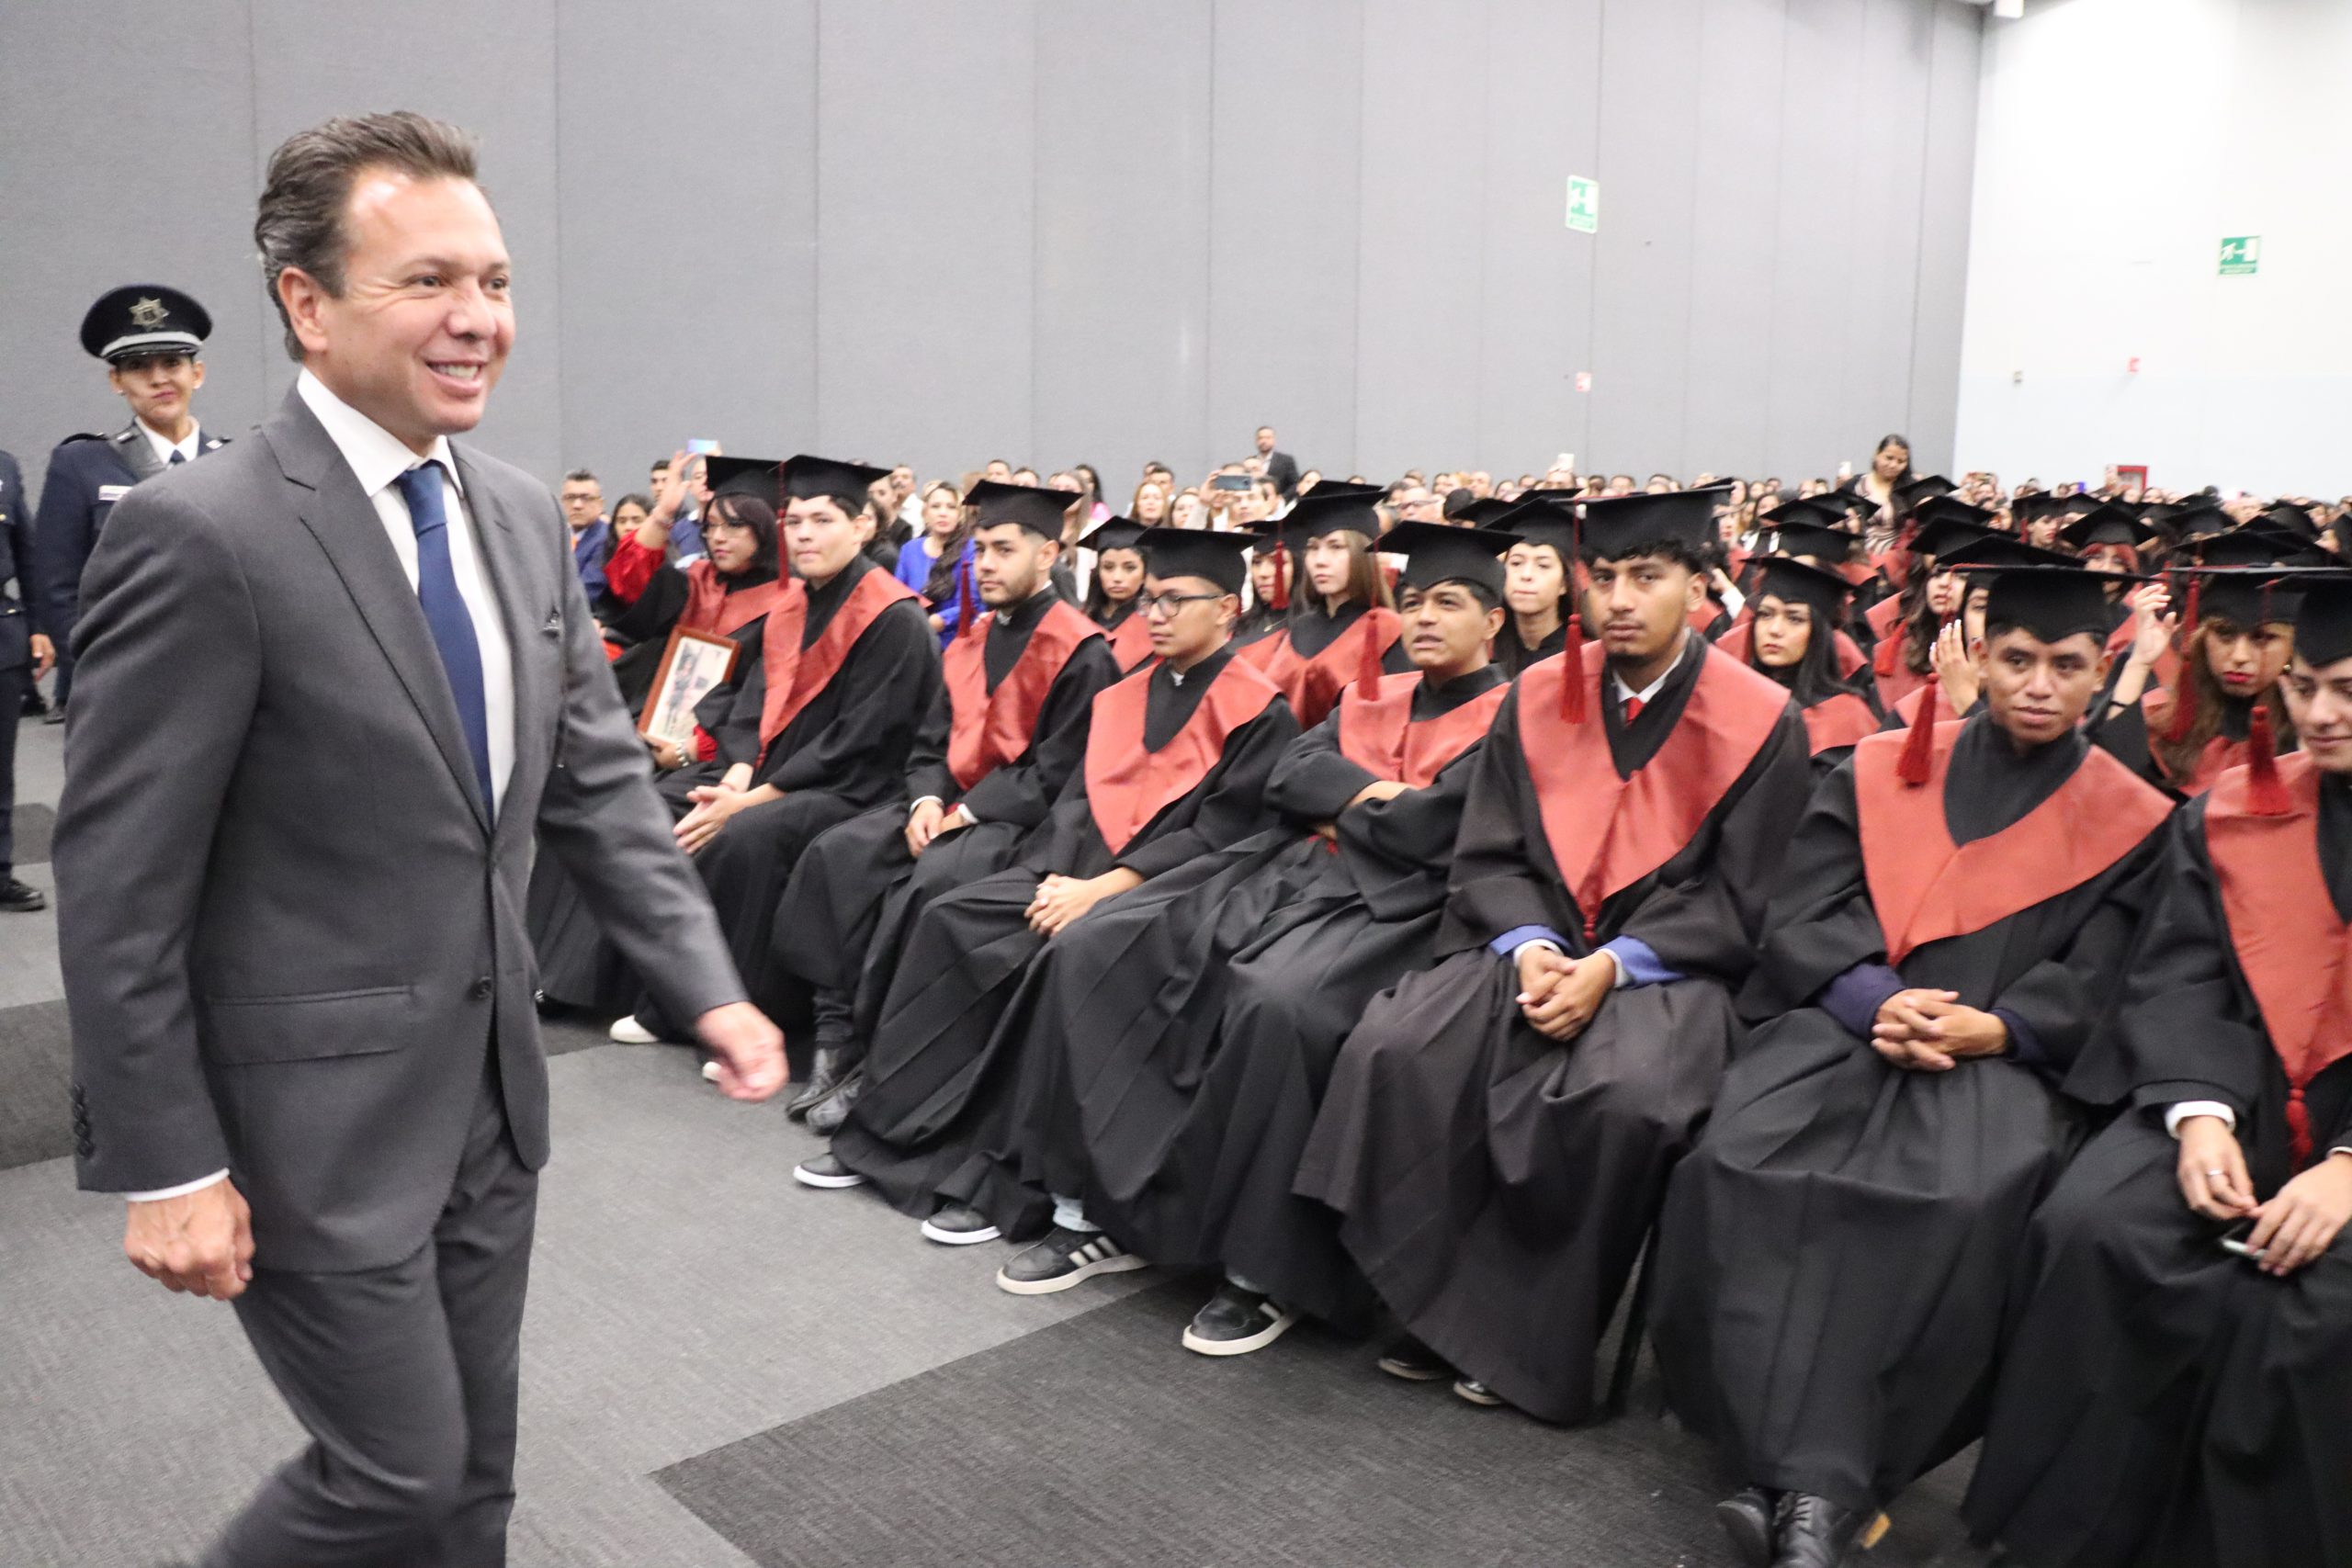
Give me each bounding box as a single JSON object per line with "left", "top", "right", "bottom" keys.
{"left": 2264, "top": 500, "right": 2320, "bottom": 537}
{"left": 1508, "top": 499, "right": 1579, "bottom": 560}
{"left": 1894, "top": 474, "right": 1957, "bottom": 513}
{"left": 780, "top": 454, "right": 891, "bottom": 503}
{"left": 1078, "top": 515, "right": 1149, "bottom": 554}
{"left": 2059, "top": 504, "right": 2154, "bottom": 552}
{"left": 1137, "top": 526, "right": 1253, "bottom": 594}
{"left": 1453, "top": 497, "right": 1526, "bottom": 528}
{"left": 1766, "top": 518, "right": 1860, "bottom": 566}
{"left": 1914, "top": 494, "right": 1996, "bottom": 534}
{"left": 1939, "top": 536, "right": 2082, "bottom": 573}
{"left": 967, "top": 479, "right": 1078, "bottom": 539}
{"left": 1751, "top": 555, "right": 1852, "bottom": 617}
{"left": 1382, "top": 521, "right": 1515, "bottom": 598}
{"left": 1577, "top": 489, "right": 1717, "bottom": 560}
{"left": 1284, "top": 484, "right": 1386, "bottom": 542}
{"left": 700, "top": 456, "right": 782, "bottom": 510}
{"left": 2289, "top": 573, "right": 2352, "bottom": 668}
{"left": 2172, "top": 502, "right": 2233, "bottom": 541}
{"left": 81, "top": 284, "right": 211, "bottom": 362}
{"left": 2178, "top": 567, "right": 2300, "bottom": 629}
{"left": 2192, "top": 527, "right": 2314, "bottom": 570}
{"left": 1238, "top": 518, "right": 1289, "bottom": 556}
{"left": 1983, "top": 567, "right": 2119, "bottom": 647}
{"left": 1909, "top": 513, "right": 1996, "bottom": 563}
{"left": 1758, "top": 495, "right": 1849, "bottom": 531}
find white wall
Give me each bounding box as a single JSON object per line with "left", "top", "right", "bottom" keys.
{"left": 1954, "top": 0, "right": 2352, "bottom": 499}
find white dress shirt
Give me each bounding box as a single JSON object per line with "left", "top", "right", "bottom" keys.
{"left": 125, "top": 373, "right": 519, "bottom": 1204}
{"left": 136, "top": 419, "right": 200, "bottom": 467}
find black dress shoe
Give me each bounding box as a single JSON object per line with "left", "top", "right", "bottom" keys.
{"left": 0, "top": 879, "right": 45, "bottom": 912}
{"left": 1374, "top": 1334, "right": 1454, "bottom": 1382}
{"left": 786, "top": 1047, "right": 849, "bottom": 1120}
{"left": 806, "top": 1068, "right": 860, "bottom": 1134}
{"left": 1715, "top": 1486, "right": 1781, "bottom": 1568}
{"left": 1771, "top": 1492, "right": 1886, "bottom": 1568}
{"left": 42, "top": 703, "right": 65, "bottom": 725}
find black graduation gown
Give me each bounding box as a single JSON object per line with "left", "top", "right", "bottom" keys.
{"left": 996, "top": 666, "right": 1509, "bottom": 1327}
{"left": 770, "top": 589, "right": 1119, "bottom": 1062}
{"left": 828, "top": 645, "right": 1298, "bottom": 1230}
{"left": 1962, "top": 773, "right": 2352, "bottom": 1568}
{"left": 526, "top": 585, "right": 775, "bottom": 1010}
{"left": 637, "top": 557, "right": 939, "bottom": 1033}
{"left": 1295, "top": 645, "right": 1814, "bottom": 1423}
{"left": 1650, "top": 718, "right": 2169, "bottom": 1516}
{"left": 1494, "top": 618, "right": 1567, "bottom": 679}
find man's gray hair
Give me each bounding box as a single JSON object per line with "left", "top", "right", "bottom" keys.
{"left": 254, "top": 111, "right": 481, "bottom": 360}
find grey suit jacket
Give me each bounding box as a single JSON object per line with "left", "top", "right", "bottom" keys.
{"left": 57, "top": 389, "right": 745, "bottom": 1271}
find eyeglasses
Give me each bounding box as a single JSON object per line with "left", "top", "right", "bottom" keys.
{"left": 1136, "top": 592, "right": 1226, "bottom": 617}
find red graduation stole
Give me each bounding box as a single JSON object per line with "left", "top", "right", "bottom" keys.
{"left": 1801, "top": 692, "right": 1882, "bottom": 758}
{"left": 1102, "top": 609, "right": 1156, "bottom": 672}
{"left": 680, "top": 560, "right": 786, "bottom": 639}
{"left": 1336, "top": 670, "right": 1508, "bottom": 789}
{"left": 1865, "top": 594, "right": 1903, "bottom": 647}
{"left": 1518, "top": 642, "right": 1789, "bottom": 942}
{"left": 1853, "top": 721, "right": 2169, "bottom": 967}
{"left": 1892, "top": 680, "right": 1961, "bottom": 729}
{"left": 2205, "top": 753, "right": 2352, "bottom": 1166}
{"left": 2141, "top": 688, "right": 2245, "bottom": 797}
{"left": 944, "top": 599, "right": 1103, "bottom": 793}
{"left": 757, "top": 569, "right": 919, "bottom": 765}
{"left": 1239, "top": 608, "right": 1402, "bottom": 729}
{"left": 1083, "top": 652, "right": 1283, "bottom": 855}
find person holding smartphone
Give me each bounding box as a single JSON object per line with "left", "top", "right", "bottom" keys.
{"left": 1964, "top": 570, "right": 2352, "bottom": 1568}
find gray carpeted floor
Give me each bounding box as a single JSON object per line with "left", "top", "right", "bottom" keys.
{"left": 0, "top": 706, "right": 1996, "bottom": 1567}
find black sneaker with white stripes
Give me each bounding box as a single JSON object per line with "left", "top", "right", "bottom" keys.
{"left": 1180, "top": 1282, "right": 1300, "bottom": 1357}
{"left": 792, "top": 1153, "right": 866, "bottom": 1190}
{"left": 994, "top": 1226, "right": 1148, "bottom": 1295}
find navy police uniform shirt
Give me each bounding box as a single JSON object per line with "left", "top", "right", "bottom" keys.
{"left": 31, "top": 420, "right": 228, "bottom": 659}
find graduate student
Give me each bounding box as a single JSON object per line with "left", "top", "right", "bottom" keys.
{"left": 1295, "top": 487, "right": 1813, "bottom": 1422}
{"left": 987, "top": 523, "right": 1517, "bottom": 1348}
{"left": 610, "top": 454, "right": 938, "bottom": 1045}
{"left": 1880, "top": 535, "right": 2084, "bottom": 732}
{"left": 1720, "top": 511, "right": 1870, "bottom": 682}
{"left": 528, "top": 457, "right": 787, "bottom": 1011}
{"left": 1871, "top": 499, "right": 1997, "bottom": 713}
{"left": 1738, "top": 555, "right": 1883, "bottom": 772}
{"left": 1963, "top": 570, "right": 2352, "bottom": 1568}
{"left": 1652, "top": 564, "right": 2174, "bottom": 1568}
{"left": 773, "top": 481, "right": 1118, "bottom": 1136}
{"left": 811, "top": 529, "right": 1298, "bottom": 1244}
{"left": 1495, "top": 505, "right": 1577, "bottom": 677}
{"left": 1080, "top": 515, "right": 1156, "bottom": 671}
{"left": 1237, "top": 483, "right": 1408, "bottom": 727}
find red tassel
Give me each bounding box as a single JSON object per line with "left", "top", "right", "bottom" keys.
{"left": 2289, "top": 1086, "right": 2313, "bottom": 1168}
{"left": 1358, "top": 613, "right": 1385, "bottom": 697}
{"left": 2165, "top": 576, "right": 2202, "bottom": 744}
{"left": 1272, "top": 546, "right": 1290, "bottom": 612}
{"left": 2245, "top": 701, "right": 2290, "bottom": 816}
{"left": 957, "top": 556, "right": 978, "bottom": 638}
{"left": 1895, "top": 671, "right": 1939, "bottom": 785}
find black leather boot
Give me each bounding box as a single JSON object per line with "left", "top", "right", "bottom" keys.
{"left": 786, "top": 1048, "right": 848, "bottom": 1120}
{"left": 806, "top": 1068, "right": 860, "bottom": 1134}
{"left": 1715, "top": 1486, "right": 1780, "bottom": 1568}
{"left": 1771, "top": 1493, "right": 1885, "bottom": 1568}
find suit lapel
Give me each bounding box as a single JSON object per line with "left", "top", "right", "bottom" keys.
{"left": 116, "top": 423, "right": 163, "bottom": 483}
{"left": 453, "top": 445, "right": 551, "bottom": 844}
{"left": 264, "top": 393, "right": 492, "bottom": 835}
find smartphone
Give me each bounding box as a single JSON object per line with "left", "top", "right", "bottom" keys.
{"left": 2220, "top": 1221, "right": 2267, "bottom": 1260}
{"left": 1212, "top": 474, "right": 1253, "bottom": 491}
{"left": 685, "top": 438, "right": 720, "bottom": 456}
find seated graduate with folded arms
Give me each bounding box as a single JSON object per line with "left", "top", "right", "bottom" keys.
{"left": 612, "top": 454, "right": 939, "bottom": 1046}
{"left": 1236, "top": 484, "right": 1410, "bottom": 728}
{"left": 972, "top": 521, "right": 1516, "bottom": 1334}
{"left": 528, "top": 457, "right": 786, "bottom": 1013}
{"left": 1962, "top": 571, "right": 2352, "bottom": 1568}
{"left": 772, "top": 481, "right": 1119, "bottom": 1134}
{"left": 1649, "top": 563, "right": 2174, "bottom": 1568}
{"left": 804, "top": 528, "right": 1299, "bottom": 1240}
{"left": 1294, "top": 488, "right": 1815, "bottom": 1422}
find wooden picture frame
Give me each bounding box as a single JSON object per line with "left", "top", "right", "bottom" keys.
{"left": 639, "top": 626, "right": 741, "bottom": 748}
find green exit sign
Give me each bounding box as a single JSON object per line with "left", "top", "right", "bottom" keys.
{"left": 1566, "top": 175, "right": 1599, "bottom": 234}
{"left": 2219, "top": 235, "right": 2260, "bottom": 276}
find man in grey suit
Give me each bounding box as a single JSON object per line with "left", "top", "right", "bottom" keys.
{"left": 55, "top": 111, "right": 786, "bottom": 1568}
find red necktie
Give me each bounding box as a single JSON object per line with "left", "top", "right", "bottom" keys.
{"left": 1623, "top": 695, "right": 1645, "bottom": 723}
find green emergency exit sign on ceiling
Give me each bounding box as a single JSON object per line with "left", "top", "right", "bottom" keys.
{"left": 2219, "top": 235, "right": 2260, "bottom": 276}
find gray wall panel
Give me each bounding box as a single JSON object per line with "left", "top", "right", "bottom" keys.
{"left": 555, "top": 0, "right": 817, "bottom": 487}
{"left": 1, "top": 0, "right": 1981, "bottom": 510}
{"left": 1206, "top": 0, "right": 1364, "bottom": 478}
{"left": 1033, "top": 0, "right": 1216, "bottom": 496}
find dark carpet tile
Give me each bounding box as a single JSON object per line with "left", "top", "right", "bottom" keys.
{"left": 11, "top": 803, "right": 54, "bottom": 867}
{"left": 660, "top": 1277, "right": 1990, "bottom": 1568}
{"left": 0, "top": 998, "right": 74, "bottom": 1170}
{"left": 539, "top": 1010, "right": 615, "bottom": 1058}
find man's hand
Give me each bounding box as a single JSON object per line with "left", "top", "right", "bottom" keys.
{"left": 1517, "top": 948, "right": 1613, "bottom": 1043}
{"left": 1026, "top": 869, "right": 1145, "bottom": 936}
{"left": 125, "top": 1180, "right": 254, "bottom": 1301}
{"left": 696, "top": 1001, "right": 787, "bottom": 1100}
{"left": 30, "top": 633, "right": 55, "bottom": 680}
{"left": 2177, "top": 1114, "right": 2257, "bottom": 1222}
{"left": 1917, "top": 999, "right": 2009, "bottom": 1059}
{"left": 1343, "top": 779, "right": 1412, "bottom": 812}
{"left": 675, "top": 783, "right": 749, "bottom": 854}
{"left": 646, "top": 734, "right": 689, "bottom": 772}
{"left": 2245, "top": 1151, "right": 2352, "bottom": 1277}
{"left": 1871, "top": 987, "right": 1961, "bottom": 1071}
{"left": 905, "top": 798, "right": 947, "bottom": 857}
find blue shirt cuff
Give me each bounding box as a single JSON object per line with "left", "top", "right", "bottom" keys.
{"left": 1817, "top": 963, "right": 1905, "bottom": 1040}
{"left": 1598, "top": 936, "right": 1681, "bottom": 989}
{"left": 1993, "top": 1008, "right": 2044, "bottom": 1068}
{"left": 1490, "top": 925, "right": 1565, "bottom": 959}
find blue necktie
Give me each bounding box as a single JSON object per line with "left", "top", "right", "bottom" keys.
{"left": 167, "top": 449, "right": 185, "bottom": 465}
{"left": 392, "top": 462, "right": 494, "bottom": 816}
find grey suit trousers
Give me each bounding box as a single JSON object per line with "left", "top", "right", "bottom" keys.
{"left": 203, "top": 1045, "right": 535, "bottom": 1568}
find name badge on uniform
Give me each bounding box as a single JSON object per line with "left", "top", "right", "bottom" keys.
{"left": 98, "top": 484, "right": 130, "bottom": 502}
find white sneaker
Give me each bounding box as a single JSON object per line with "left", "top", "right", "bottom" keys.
{"left": 608, "top": 1014, "right": 660, "bottom": 1044}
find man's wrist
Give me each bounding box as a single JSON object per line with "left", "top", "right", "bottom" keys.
{"left": 125, "top": 1168, "right": 229, "bottom": 1203}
